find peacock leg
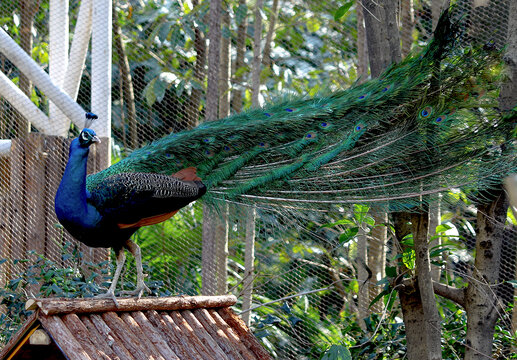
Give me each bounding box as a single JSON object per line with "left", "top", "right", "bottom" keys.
{"left": 120, "top": 239, "right": 151, "bottom": 298}
{"left": 94, "top": 248, "right": 125, "bottom": 306}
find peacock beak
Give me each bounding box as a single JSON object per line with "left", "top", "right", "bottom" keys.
{"left": 92, "top": 136, "right": 101, "bottom": 144}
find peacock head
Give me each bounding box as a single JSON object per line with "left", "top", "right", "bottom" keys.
{"left": 78, "top": 128, "right": 101, "bottom": 148}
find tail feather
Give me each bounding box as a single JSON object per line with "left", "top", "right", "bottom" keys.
{"left": 86, "top": 8, "right": 515, "bottom": 211}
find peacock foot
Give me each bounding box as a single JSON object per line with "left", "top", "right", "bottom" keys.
{"left": 94, "top": 290, "right": 120, "bottom": 307}
{"left": 119, "top": 283, "right": 152, "bottom": 299}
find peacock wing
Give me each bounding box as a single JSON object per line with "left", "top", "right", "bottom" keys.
{"left": 87, "top": 172, "right": 206, "bottom": 229}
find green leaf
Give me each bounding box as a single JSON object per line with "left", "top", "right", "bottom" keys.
{"left": 385, "top": 266, "right": 397, "bottom": 277}
{"left": 144, "top": 78, "right": 158, "bottom": 106}
{"left": 435, "top": 224, "right": 452, "bottom": 233}
{"left": 321, "top": 218, "right": 355, "bottom": 228}
{"left": 339, "top": 227, "right": 358, "bottom": 244}
{"left": 307, "top": 18, "right": 321, "bottom": 32}
{"left": 403, "top": 248, "right": 415, "bottom": 270}
{"left": 334, "top": 2, "right": 354, "bottom": 22}
{"left": 320, "top": 344, "right": 352, "bottom": 360}
{"left": 369, "top": 288, "right": 389, "bottom": 309}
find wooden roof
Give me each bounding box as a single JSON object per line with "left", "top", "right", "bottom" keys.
{"left": 0, "top": 295, "right": 271, "bottom": 360}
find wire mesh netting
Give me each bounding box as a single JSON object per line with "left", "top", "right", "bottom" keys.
{"left": 0, "top": 0, "right": 516, "bottom": 359}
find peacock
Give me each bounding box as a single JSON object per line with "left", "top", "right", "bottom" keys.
{"left": 55, "top": 9, "right": 516, "bottom": 300}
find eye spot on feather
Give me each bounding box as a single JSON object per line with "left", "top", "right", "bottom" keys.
{"left": 354, "top": 124, "right": 365, "bottom": 132}
{"left": 381, "top": 85, "right": 391, "bottom": 92}
{"left": 305, "top": 132, "right": 317, "bottom": 140}
{"left": 258, "top": 142, "right": 270, "bottom": 149}
{"left": 434, "top": 114, "right": 447, "bottom": 124}
{"left": 320, "top": 122, "right": 328, "bottom": 128}
{"left": 358, "top": 94, "right": 367, "bottom": 100}
{"left": 204, "top": 150, "right": 215, "bottom": 157}
{"left": 285, "top": 108, "right": 294, "bottom": 112}
{"left": 165, "top": 153, "right": 172, "bottom": 158}
{"left": 265, "top": 113, "right": 272, "bottom": 117}
{"left": 223, "top": 145, "right": 231, "bottom": 151}
{"left": 420, "top": 106, "right": 432, "bottom": 118}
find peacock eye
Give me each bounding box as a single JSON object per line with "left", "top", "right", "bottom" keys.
{"left": 81, "top": 132, "right": 89, "bottom": 141}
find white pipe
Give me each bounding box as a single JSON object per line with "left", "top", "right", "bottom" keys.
{"left": 0, "top": 139, "right": 11, "bottom": 156}
{"left": 0, "top": 27, "right": 85, "bottom": 130}
{"left": 49, "top": 0, "right": 69, "bottom": 136}
{"left": 0, "top": 70, "right": 52, "bottom": 134}
{"left": 64, "top": 0, "right": 92, "bottom": 101}
{"left": 91, "top": 1, "right": 112, "bottom": 138}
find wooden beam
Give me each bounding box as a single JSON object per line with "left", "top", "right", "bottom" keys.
{"left": 26, "top": 295, "right": 238, "bottom": 315}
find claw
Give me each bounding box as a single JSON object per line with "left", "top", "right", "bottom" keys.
{"left": 94, "top": 290, "right": 120, "bottom": 307}
{"left": 119, "top": 283, "right": 152, "bottom": 299}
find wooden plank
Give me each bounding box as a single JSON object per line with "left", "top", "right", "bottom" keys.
{"left": 130, "top": 311, "right": 180, "bottom": 360}
{"left": 167, "top": 311, "right": 217, "bottom": 360}
{"left": 207, "top": 309, "right": 257, "bottom": 360}
{"left": 62, "top": 313, "right": 110, "bottom": 360}
{"left": 39, "top": 314, "right": 92, "bottom": 360}
{"left": 217, "top": 308, "right": 272, "bottom": 360}
{"left": 8, "top": 137, "right": 27, "bottom": 276}
{"left": 44, "top": 135, "right": 69, "bottom": 264}
{"left": 80, "top": 315, "right": 122, "bottom": 360}
{"left": 193, "top": 308, "right": 244, "bottom": 360}
{"left": 89, "top": 314, "right": 134, "bottom": 360}
{"left": 25, "top": 134, "right": 46, "bottom": 256}
{"left": 181, "top": 310, "right": 230, "bottom": 360}
{"left": 0, "top": 155, "right": 10, "bottom": 286}
{"left": 119, "top": 312, "right": 167, "bottom": 360}
{"left": 0, "top": 311, "right": 38, "bottom": 360}
{"left": 146, "top": 310, "right": 201, "bottom": 360}
{"left": 101, "top": 312, "right": 153, "bottom": 360}
{"left": 26, "top": 295, "right": 237, "bottom": 315}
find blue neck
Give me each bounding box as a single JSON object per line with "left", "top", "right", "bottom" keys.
{"left": 55, "top": 139, "right": 99, "bottom": 226}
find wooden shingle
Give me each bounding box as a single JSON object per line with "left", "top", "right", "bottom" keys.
{"left": 0, "top": 295, "right": 271, "bottom": 360}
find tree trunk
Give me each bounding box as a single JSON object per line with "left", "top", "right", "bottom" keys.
{"left": 411, "top": 211, "right": 442, "bottom": 360}
{"left": 393, "top": 212, "right": 434, "bottom": 359}
{"left": 356, "top": 3, "right": 368, "bottom": 81}
{"left": 219, "top": 2, "right": 231, "bottom": 118}
{"left": 202, "top": 0, "right": 224, "bottom": 296}
{"left": 205, "top": 0, "right": 221, "bottom": 122}
{"left": 241, "top": 206, "right": 256, "bottom": 326}
{"left": 113, "top": 2, "right": 138, "bottom": 149}
{"left": 368, "top": 212, "right": 386, "bottom": 313}
{"left": 464, "top": 191, "right": 508, "bottom": 359}
{"left": 251, "top": 0, "right": 264, "bottom": 107}
{"left": 261, "top": 0, "right": 279, "bottom": 68}
{"left": 503, "top": 0, "right": 517, "bottom": 341}
{"left": 362, "top": 0, "right": 388, "bottom": 77}
{"left": 231, "top": 0, "right": 247, "bottom": 113}
{"left": 18, "top": 0, "right": 40, "bottom": 136}
{"left": 185, "top": 0, "right": 206, "bottom": 128}
{"left": 383, "top": 0, "right": 401, "bottom": 65}
{"left": 400, "top": 0, "right": 414, "bottom": 57}
{"left": 429, "top": 196, "right": 442, "bottom": 282}
{"left": 356, "top": 223, "right": 369, "bottom": 330}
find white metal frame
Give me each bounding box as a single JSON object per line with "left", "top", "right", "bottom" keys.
{"left": 0, "top": 0, "right": 111, "bottom": 155}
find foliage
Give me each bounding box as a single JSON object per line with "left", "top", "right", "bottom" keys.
{"left": 0, "top": 243, "right": 108, "bottom": 344}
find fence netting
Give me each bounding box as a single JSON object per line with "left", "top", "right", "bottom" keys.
{"left": 0, "top": 0, "right": 516, "bottom": 359}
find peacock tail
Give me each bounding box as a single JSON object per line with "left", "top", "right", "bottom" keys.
{"left": 86, "top": 10, "right": 516, "bottom": 212}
